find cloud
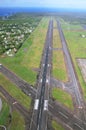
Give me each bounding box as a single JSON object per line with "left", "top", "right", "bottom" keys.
{"left": 0, "top": 0, "right": 86, "bottom": 8}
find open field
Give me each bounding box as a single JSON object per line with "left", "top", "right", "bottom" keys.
{"left": 53, "top": 19, "right": 62, "bottom": 48}
{"left": 61, "top": 18, "right": 86, "bottom": 99}
{"left": 52, "top": 88, "right": 74, "bottom": 110}
{"left": 0, "top": 73, "right": 31, "bottom": 110}
{"left": 0, "top": 17, "right": 49, "bottom": 85}
{"left": 0, "top": 95, "right": 10, "bottom": 126}
{"left": 0, "top": 94, "right": 25, "bottom": 130}
{"left": 61, "top": 21, "right": 83, "bottom": 31}
{"left": 52, "top": 120, "right": 64, "bottom": 130}
{"left": 53, "top": 50, "right": 68, "bottom": 82}
{"left": 10, "top": 110, "right": 25, "bottom": 130}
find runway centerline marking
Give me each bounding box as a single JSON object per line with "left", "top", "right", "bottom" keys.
{"left": 34, "top": 99, "right": 39, "bottom": 110}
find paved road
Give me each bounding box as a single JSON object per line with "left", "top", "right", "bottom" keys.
{"left": 50, "top": 77, "right": 74, "bottom": 94}
{"left": 0, "top": 65, "right": 36, "bottom": 98}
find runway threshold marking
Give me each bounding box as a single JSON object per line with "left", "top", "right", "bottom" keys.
{"left": 49, "top": 47, "right": 51, "bottom": 50}
{"left": 43, "top": 64, "right": 45, "bottom": 67}
{"left": 40, "top": 79, "right": 42, "bottom": 83}
{"left": 46, "top": 79, "right": 49, "bottom": 84}
{"left": 78, "top": 106, "right": 83, "bottom": 109}
{"left": 0, "top": 64, "right": 2, "bottom": 68}
{"left": 48, "top": 64, "right": 51, "bottom": 67}
{"left": 34, "top": 99, "right": 39, "bottom": 110}
{"left": 44, "top": 100, "right": 48, "bottom": 111}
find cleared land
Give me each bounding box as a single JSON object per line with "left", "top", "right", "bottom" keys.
{"left": 52, "top": 120, "right": 64, "bottom": 130}
{"left": 53, "top": 19, "right": 62, "bottom": 48}
{"left": 0, "top": 94, "right": 25, "bottom": 130}
{"left": 61, "top": 18, "right": 86, "bottom": 99}
{"left": 53, "top": 51, "right": 68, "bottom": 82}
{"left": 10, "top": 110, "right": 25, "bottom": 130}
{"left": 52, "top": 88, "right": 74, "bottom": 110}
{"left": 0, "top": 96, "right": 10, "bottom": 126}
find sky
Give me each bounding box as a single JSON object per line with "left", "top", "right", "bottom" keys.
{"left": 0, "top": 0, "right": 86, "bottom": 9}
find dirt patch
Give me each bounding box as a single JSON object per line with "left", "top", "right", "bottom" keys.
{"left": 32, "top": 68, "right": 40, "bottom": 72}
{"left": 77, "top": 58, "right": 86, "bottom": 83}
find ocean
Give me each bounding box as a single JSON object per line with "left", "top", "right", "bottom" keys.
{"left": 0, "top": 7, "right": 55, "bottom": 16}
{"left": 0, "top": 7, "right": 39, "bottom": 16}
{"left": 0, "top": 7, "right": 85, "bottom": 16}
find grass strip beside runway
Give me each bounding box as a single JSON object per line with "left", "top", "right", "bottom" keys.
{"left": 10, "top": 110, "right": 25, "bottom": 130}
{"left": 52, "top": 120, "right": 64, "bottom": 130}
{"left": 53, "top": 19, "right": 62, "bottom": 48}
{"left": 0, "top": 96, "right": 10, "bottom": 126}
{"left": 53, "top": 50, "right": 68, "bottom": 82}
{"left": 0, "top": 94, "right": 25, "bottom": 130}
{"left": 52, "top": 88, "right": 74, "bottom": 110}
{"left": 53, "top": 19, "right": 68, "bottom": 82}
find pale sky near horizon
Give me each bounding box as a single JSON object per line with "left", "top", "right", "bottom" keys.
{"left": 0, "top": 0, "right": 86, "bottom": 9}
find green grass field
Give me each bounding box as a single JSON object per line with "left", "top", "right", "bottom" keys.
{"left": 0, "top": 73, "right": 31, "bottom": 110}
{"left": 0, "top": 96, "right": 10, "bottom": 126}
{"left": 53, "top": 50, "right": 68, "bottom": 82}
{"left": 52, "top": 88, "right": 74, "bottom": 110}
{"left": 0, "top": 94, "right": 25, "bottom": 130}
{"left": 52, "top": 120, "right": 64, "bottom": 130}
{"left": 59, "top": 16, "right": 83, "bottom": 30}
{"left": 61, "top": 19, "right": 86, "bottom": 99}
{"left": 53, "top": 19, "right": 68, "bottom": 82}
{"left": 53, "top": 19, "right": 62, "bottom": 48}
{"left": 0, "top": 17, "right": 49, "bottom": 85}
{"left": 10, "top": 110, "right": 25, "bottom": 130}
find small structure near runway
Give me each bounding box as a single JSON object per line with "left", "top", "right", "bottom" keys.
{"left": 77, "top": 58, "right": 86, "bottom": 83}
{"left": 0, "top": 98, "right": 2, "bottom": 112}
